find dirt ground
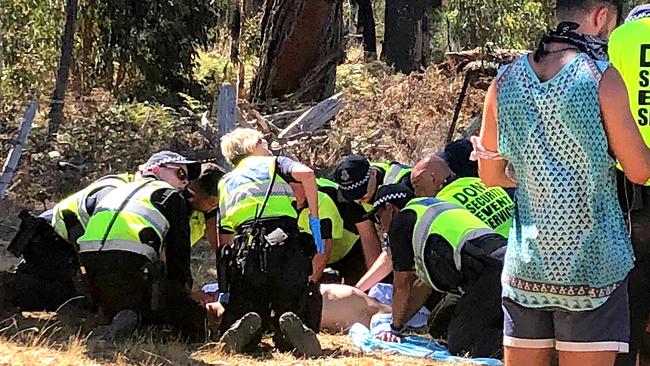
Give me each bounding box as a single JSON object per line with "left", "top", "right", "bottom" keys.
{"left": 0, "top": 206, "right": 479, "bottom": 366}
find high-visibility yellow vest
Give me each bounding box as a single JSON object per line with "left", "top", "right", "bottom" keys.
{"left": 436, "top": 177, "right": 513, "bottom": 238}
{"left": 371, "top": 162, "right": 412, "bottom": 186}
{"left": 77, "top": 179, "right": 172, "bottom": 262}
{"left": 51, "top": 173, "right": 134, "bottom": 241}
{"left": 316, "top": 178, "right": 362, "bottom": 263}
{"left": 218, "top": 156, "right": 296, "bottom": 232}
{"left": 297, "top": 191, "right": 345, "bottom": 260}
{"left": 402, "top": 197, "right": 494, "bottom": 292}
{"left": 190, "top": 210, "right": 206, "bottom": 246}
{"left": 608, "top": 17, "right": 650, "bottom": 184}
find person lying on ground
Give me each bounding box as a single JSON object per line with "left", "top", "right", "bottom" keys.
{"left": 369, "top": 184, "right": 506, "bottom": 359}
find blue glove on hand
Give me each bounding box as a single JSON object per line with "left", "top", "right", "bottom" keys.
{"left": 308, "top": 215, "right": 325, "bottom": 254}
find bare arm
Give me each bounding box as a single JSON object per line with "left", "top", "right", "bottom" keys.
{"left": 309, "top": 239, "right": 333, "bottom": 282}
{"left": 355, "top": 251, "right": 393, "bottom": 292}
{"left": 291, "top": 165, "right": 319, "bottom": 218}
{"left": 600, "top": 67, "right": 650, "bottom": 185}
{"left": 218, "top": 233, "right": 233, "bottom": 249}
{"left": 205, "top": 216, "right": 218, "bottom": 251}
{"left": 478, "top": 81, "right": 517, "bottom": 188}
{"left": 357, "top": 220, "right": 382, "bottom": 269}
{"left": 374, "top": 271, "right": 417, "bottom": 343}
{"left": 403, "top": 278, "right": 433, "bottom": 322}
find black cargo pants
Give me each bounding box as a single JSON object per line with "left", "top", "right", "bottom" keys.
{"left": 218, "top": 217, "right": 321, "bottom": 349}
{"left": 81, "top": 251, "right": 207, "bottom": 341}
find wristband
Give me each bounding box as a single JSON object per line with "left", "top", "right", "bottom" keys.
{"left": 218, "top": 292, "right": 230, "bottom": 304}
{"left": 390, "top": 323, "right": 404, "bottom": 334}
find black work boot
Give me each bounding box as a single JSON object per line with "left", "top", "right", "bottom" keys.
{"left": 92, "top": 309, "right": 139, "bottom": 342}
{"left": 219, "top": 312, "right": 262, "bottom": 354}
{"left": 278, "top": 312, "right": 322, "bottom": 357}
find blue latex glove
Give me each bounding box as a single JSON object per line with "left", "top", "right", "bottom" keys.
{"left": 308, "top": 215, "right": 325, "bottom": 254}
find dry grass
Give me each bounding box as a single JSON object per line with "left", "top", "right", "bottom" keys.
{"left": 0, "top": 242, "right": 479, "bottom": 366}
{"left": 0, "top": 51, "right": 491, "bottom": 365}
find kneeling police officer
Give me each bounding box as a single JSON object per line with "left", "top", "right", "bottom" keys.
{"left": 217, "top": 128, "right": 324, "bottom": 356}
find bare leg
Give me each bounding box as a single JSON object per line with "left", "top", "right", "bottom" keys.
{"left": 504, "top": 346, "right": 554, "bottom": 366}
{"left": 559, "top": 351, "right": 617, "bottom": 366}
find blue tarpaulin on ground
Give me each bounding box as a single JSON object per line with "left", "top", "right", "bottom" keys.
{"left": 348, "top": 323, "right": 503, "bottom": 365}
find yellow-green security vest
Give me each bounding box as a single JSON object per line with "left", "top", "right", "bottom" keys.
{"left": 51, "top": 173, "right": 134, "bottom": 241}
{"left": 436, "top": 177, "right": 513, "bottom": 238}
{"left": 402, "top": 197, "right": 494, "bottom": 292}
{"left": 316, "top": 178, "right": 362, "bottom": 263}
{"left": 297, "top": 191, "right": 345, "bottom": 261}
{"left": 609, "top": 16, "right": 650, "bottom": 184}
{"left": 77, "top": 179, "right": 172, "bottom": 262}
{"left": 372, "top": 162, "right": 412, "bottom": 186}
{"left": 218, "top": 156, "right": 297, "bottom": 232}
{"left": 190, "top": 210, "right": 206, "bottom": 246}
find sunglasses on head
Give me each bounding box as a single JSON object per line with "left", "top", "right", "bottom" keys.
{"left": 162, "top": 165, "right": 188, "bottom": 181}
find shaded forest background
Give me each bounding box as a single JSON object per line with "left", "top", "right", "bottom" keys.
{"left": 0, "top": 0, "right": 645, "bottom": 204}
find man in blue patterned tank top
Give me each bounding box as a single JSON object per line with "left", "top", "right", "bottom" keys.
{"left": 477, "top": 1, "right": 650, "bottom": 365}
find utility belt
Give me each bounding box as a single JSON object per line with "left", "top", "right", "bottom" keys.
{"left": 217, "top": 216, "right": 303, "bottom": 302}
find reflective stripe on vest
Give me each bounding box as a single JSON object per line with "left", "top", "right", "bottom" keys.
{"left": 218, "top": 156, "right": 296, "bottom": 231}
{"left": 77, "top": 179, "right": 172, "bottom": 258}
{"left": 94, "top": 202, "right": 169, "bottom": 239}
{"left": 405, "top": 197, "right": 494, "bottom": 291}
{"left": 78, "top": 239, "right": 159, "bottom": 262}
{"left": 436, "top": 177, "right": 513, "bottom": 238}
{"left": 372, "top": 162, "right": 412, "bottom": 186}
{"left": 76, "top": 175, "right": 133, "bottom": 227}
{"left": 51, "top": 174, "right": 132, "bottom": 240}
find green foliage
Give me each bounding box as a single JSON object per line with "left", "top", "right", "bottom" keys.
{"left": 2, "top": 0, "right": 65, "bottom": 106}
{"left": 445, "top": 0, "right": 552, "bottom": 50}
{"left": 336, "top": 62, "right": 382, "bottom": 96}
{"left": 93, "top": 0, "right": 220, "bottom": 102}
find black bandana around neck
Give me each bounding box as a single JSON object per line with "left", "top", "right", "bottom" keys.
{"left": 533, "top": 22, "right": 609, "bottom": 62}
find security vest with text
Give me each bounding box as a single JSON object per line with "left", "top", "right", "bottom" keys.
{"left": 218, "top": 156, "right": 296, "bottom": 232}
{"left": 609, "top": 16, "right": 650, "bottom": 184}
{"left": 436, "top": 177, "right": 513, "bottom": 237}
{"left": 402, "top": 197, "right": 494, "bottom": 293}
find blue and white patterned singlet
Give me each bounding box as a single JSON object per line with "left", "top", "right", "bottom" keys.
{"left": 496, "top": 53, "right": 634, "bottom": 311}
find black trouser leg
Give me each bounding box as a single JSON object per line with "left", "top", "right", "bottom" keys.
{"left": 156, "top": 279, "right": 207, "bottom": 342}
{"left": 80, "top": 251, "right": 153, "bottom": 319}
{"left": 267, "top": 240, "right": 315, "bottom": 349}
{"left": 447, "top": 264, "right": 503, "bottom": 359}
{"left": 616, "top": 259, "right": 650, "bottom": 366}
